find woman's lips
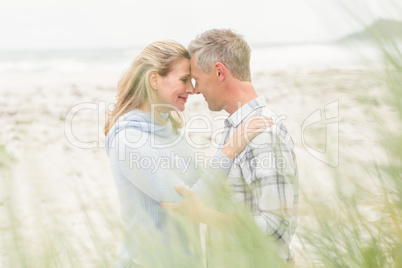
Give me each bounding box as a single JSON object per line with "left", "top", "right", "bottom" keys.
{"left": 178, "top": 96, "right": 187, "bottom": 102}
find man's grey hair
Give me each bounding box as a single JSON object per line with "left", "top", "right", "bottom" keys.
{"left": 188, "top": 29, "right": 251, "bottom": 82}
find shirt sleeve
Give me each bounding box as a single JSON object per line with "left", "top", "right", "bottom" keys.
{"left": 109, "top": 129, "right": 233, "bottom": 203}
{"left": 239, "top": 127, "right": 298, "bottom": 246}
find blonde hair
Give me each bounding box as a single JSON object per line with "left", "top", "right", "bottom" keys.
{"left": 104, "top": 40, "right": 190, "bottom": 136}
{"left": 188, "top": 29, "right": 251, "bottom": 82}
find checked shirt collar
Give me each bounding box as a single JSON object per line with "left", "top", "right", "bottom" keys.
{"left": 223, "top": 96, "right": 266, "bottom": 129}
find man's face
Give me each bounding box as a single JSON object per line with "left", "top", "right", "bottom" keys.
{"left": 190, "top": 54, "right": 224, "bottom": 111}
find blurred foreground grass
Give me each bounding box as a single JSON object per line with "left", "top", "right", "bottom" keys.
{"left": 296, "top": 15, "right": 402, "bottom": 267}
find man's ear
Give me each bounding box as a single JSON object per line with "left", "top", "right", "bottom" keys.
{"left": 149, "top": 71, "right": 159, "bottom": 90}
{"left": 214, "top": 62, "right": 226, "bottom": 81}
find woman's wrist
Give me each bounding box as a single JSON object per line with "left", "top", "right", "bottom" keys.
{"left": 221, "top": 145, "right": 238, "bottom": 160}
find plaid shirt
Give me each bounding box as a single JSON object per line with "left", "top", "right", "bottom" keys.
{"left": 206, "top": 96, "right": 298, "bottom": 264}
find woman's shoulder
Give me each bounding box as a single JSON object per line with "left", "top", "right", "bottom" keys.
{"left": 115, "top": 127, "right": 151, "bottom": 146}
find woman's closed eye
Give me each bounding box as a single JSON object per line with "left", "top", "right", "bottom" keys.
{"left": 180, "top": 74, "right": 191, "bottom": 83}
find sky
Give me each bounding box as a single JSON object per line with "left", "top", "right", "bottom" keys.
{"left": 0, "top": 0, "right": 400, "bottom": 50}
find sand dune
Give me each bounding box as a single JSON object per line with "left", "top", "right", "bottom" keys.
{"left": 0, "top": 66, "right": 396, "bottom": 267}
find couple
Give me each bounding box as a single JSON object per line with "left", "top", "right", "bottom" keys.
{"left": 105, "top": 29, "right": 298, "bottom": 268}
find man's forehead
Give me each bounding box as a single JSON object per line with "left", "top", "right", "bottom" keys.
{"left": 191, "top": 51, "right": 201, "bottom": 64}
{"left": 190, "top": 56, "right": 202, "bottom": 70}
{"left": 189, "top": 60, "right": 199, "bottom": 77}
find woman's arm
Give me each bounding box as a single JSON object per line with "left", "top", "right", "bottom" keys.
{"left": 111, "top": 116, "right": 272, "bottom": 203}
{"left": 111, "top": 129, "right": 230, "bottom": 203}
{"left": 221, "top": 116, "right": 272, "bottom": 159}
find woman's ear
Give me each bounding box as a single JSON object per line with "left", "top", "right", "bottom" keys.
{"left": 149, "top": 71, "right": 159, "bottom": 90}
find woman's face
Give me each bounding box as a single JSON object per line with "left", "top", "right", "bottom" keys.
{"left": 156, "top": 58, "right": 194, "bottom": 111}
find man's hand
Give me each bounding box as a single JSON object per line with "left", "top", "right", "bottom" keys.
{"left": 160, "top": 185, "right": 209, "bottom": 224}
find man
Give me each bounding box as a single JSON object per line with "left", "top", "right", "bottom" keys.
{"left": 162, "top": 29, "right": 298, "bottom": 265}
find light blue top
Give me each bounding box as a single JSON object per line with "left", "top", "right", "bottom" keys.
{"left": 105, "top": 109, "right": 233, "bottom": 267}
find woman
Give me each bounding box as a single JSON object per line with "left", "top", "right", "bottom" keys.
{"left": 104, "top": 40, "right": 270, "bottom": 267}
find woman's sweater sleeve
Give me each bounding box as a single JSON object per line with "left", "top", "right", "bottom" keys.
{"left": 110, "top": 129, "right": 233, "bottom": 203}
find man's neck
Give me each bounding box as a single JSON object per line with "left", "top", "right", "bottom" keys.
{"left": 224, "top": 81, "right": 258, "bottom": 115}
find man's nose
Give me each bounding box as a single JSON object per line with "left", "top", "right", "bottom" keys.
{"left": 193, "top": 86, "right": 200, "bottom": 94}
{"left": 191, "top": 82, "right": 201, "bottom": 94}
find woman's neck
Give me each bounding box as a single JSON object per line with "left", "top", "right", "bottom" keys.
{"left": 138, "top": 103, "right": 151, "bottom": 113}
{"left": 138, "top": 103, "right": 173, "bottom": 114}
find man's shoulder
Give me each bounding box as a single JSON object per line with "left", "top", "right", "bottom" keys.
{"left": 243, "top": 105, "right": 287, "bottom": 130}
{"left": 248, "top": 122, "right": 293, "bottom": 150}
{"left": 243, "top": 104, "right": 277, "bottom": 118}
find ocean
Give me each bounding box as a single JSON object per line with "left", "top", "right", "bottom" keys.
{"left": 0, "top": 42, "right": 383, "bottom": 78}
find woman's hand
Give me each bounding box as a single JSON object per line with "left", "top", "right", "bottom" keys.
{"left": 221, "top": 116, "right": 273, "bottom": 159}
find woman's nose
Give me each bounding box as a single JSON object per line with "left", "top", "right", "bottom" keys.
{"left": 186, "top": 82, "right": 195, "bottom": 94}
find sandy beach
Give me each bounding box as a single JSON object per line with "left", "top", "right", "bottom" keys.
{"left": 0, "top": 61, "right": 397, "bottom": 267}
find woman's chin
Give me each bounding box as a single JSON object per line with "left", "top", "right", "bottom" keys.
{"left": 175, "top": 103, "right": 186, "bottom": 112}
{"left": 154, "top": 103, "right": 185, "bottom": 112}
{"left": 164, "top": 105, "right": 185, "bottom": 112}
